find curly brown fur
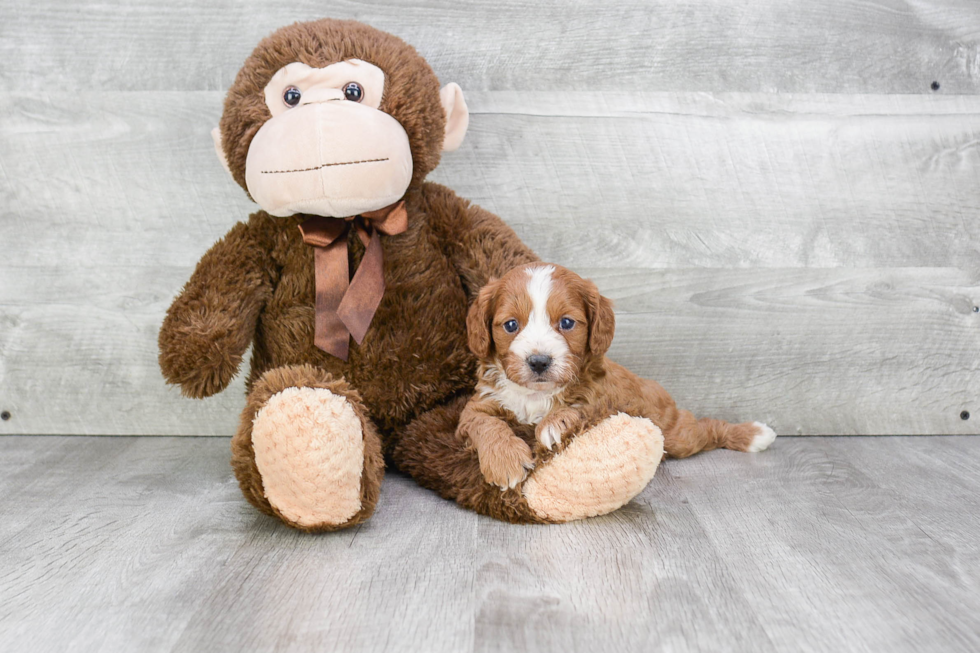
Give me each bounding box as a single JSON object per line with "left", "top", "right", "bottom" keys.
{"left": 463, "top": 262, "right": 772, "bottom": 467}
{"left": 231, "top": 364, "right": 385, "bottom": 532}
{"left": 458, "top": 400, "right": 534, "bottom": 489}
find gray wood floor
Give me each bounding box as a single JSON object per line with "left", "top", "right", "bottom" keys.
{"left": 1, "top": 435, "right": 978, "bottom": 652}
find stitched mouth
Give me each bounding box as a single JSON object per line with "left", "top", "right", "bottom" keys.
{"left": 261, "top": 157, "right": 389, "bottom": 175}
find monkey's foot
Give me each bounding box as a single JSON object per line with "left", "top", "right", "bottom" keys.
{"left": 251, "top": 386, "right": 368, "bottom": 529}
{"left": 522, "top": 413, "right": 664, "bottom": 522}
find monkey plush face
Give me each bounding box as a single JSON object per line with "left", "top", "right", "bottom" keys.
{"left": 212, "top": 19, "right": 469, "bottom": 219}
{"left": 243, "top": 59, "right": 412, "bottom": 217}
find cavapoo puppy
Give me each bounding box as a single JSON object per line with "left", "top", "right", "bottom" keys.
{"left": 458, "top": 262, "right": 776, "bottom": 489}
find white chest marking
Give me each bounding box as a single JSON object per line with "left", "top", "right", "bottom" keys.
{"left": 480, "top": 365, "right": 558, "bottom": 425}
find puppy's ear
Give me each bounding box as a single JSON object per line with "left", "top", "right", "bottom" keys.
{"left": 466, "top": 282, "right": 497, "bottom": 359}
{"left": 584, "top": 280, "right": 616, "bottom": 357}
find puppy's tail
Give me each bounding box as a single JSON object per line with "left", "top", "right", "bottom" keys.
{"left": 662, "top": 409, "right": 777, "bottom": 459}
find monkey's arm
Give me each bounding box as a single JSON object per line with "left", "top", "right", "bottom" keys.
{"left": 158, "top": 218, "right": 276, "bottom": 399}
{"left": 422, "top": 183, "right": 539, "bottom": 298}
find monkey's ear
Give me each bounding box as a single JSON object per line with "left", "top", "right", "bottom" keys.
{"left": 211, "top": 127, "right": 233, "bottom": 177}
{"left": 439, "top": 83, "right": 469, "bottom": 152}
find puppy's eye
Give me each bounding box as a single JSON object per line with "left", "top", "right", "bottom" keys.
{"left": 343, "top": 82, "right": 364, "bottom": 102}
{"left": 503, "top": 319, "right": 519, "bottom": 334}
{"left": 283, "top": 86, "right": 302, "bottom": 107}
{"left": 559, "top": 317, "right": 576, "bottom": 330}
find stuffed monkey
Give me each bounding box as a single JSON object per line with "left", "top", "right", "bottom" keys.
{"left": 159, "top": 19, "right": 664, "bottom": 530}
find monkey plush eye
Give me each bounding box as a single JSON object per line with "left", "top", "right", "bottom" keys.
{"left": 503, "top": 319, "right": 519, "bottom": 334}
{"left": 343, "top": 82, "right": 364, "bottom": 102}
{"left": 283, "top": 86, "right": 302, "bottom": 107}
{"left": 559, "top": 317, "right": 575, "bottom": 330}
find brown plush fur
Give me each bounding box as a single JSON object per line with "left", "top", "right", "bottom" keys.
{"left": 160, "top": 19, "right": 555, "bottom": 526}
{"left": 158, "top": 221, "right": 277, "bottom": 399}
{"left": 390, "top": 395, "right": 560, "bottom": 524}
{"left": 461, "top": 263, "right": 767, "bottom": 486}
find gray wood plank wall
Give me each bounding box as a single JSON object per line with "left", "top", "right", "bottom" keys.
{"left": 1, "top": 1, "right": 978, "bottom": 436}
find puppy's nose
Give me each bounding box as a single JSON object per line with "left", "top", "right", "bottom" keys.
{"left": 527, "top": 354, "right": 552, "bottom": 375}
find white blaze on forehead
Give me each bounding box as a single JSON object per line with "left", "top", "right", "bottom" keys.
{"left": 527, "top": 264, "right": 553, "bottom": 309}
{"left": 510, "top": 266, "right": 569, "bottom": 364}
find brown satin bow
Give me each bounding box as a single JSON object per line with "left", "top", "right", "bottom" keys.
{"left": 298, "top": 201, "right": 408, "bottom": 361}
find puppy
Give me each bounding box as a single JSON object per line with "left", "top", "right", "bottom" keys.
{"left": 458, "top": 262, "right": 777, "bottom": 489}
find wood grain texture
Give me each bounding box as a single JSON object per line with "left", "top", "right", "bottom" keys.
{"left": 2, "top": 265, "right": 977, "bottom": 436}
{"left": 1, "top": 89, "right": 979, "bottom": 435}
{"left": 453, "top": 92, "right": 980, "bottom": 271}
{"left": 597, "top": 266, "right": 980, "bottom": 436}
{"left": 4, "top": 91, "right": 979, "bottom": 270}
{"left": 1, "top": 0, "right": 979, "bottom": 94}
{"left": 2, "top": 435, "right": 979, "bottom": 652}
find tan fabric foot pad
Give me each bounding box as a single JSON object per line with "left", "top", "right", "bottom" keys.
{"left": 251, "top": 387, "right": 364, "bottom": 528}
{"left": 523, "top": 413, "right": 664, "bottom": 522}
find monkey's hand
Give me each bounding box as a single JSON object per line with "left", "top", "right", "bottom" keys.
{"left": 159, "top": 220, "right": 275, "bottom": 398}
{"left": 535, "top": 406, "right": 585, "bottom": 451}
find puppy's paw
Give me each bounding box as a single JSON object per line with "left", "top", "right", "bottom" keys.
{"left": 538, "top": 422, "right": 562, "bottom": 450}
{"left": 535, "top": 407, "right": 583, "bottom": 450}
{"left": 747, "top": 421, "right": 777, "bottom": 452}
{"left": 479, "top": 436, "right": 535, "bottom": 490}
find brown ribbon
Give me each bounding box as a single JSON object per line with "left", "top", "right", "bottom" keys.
{"left": 298, "top": 201, "right": 408, "bottom": 361}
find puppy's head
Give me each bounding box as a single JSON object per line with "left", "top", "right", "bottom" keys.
{"left": 467, "top": 263, "right": 615, "bottom": 390}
